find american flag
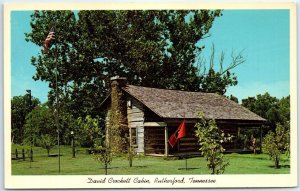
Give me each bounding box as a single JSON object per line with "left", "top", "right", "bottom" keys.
{"left": 42, "top": 30, "right": 55, "bottom": 54}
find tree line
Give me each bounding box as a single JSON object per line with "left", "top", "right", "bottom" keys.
{"left": 11, "top": 92, "right": 290, "bottom": 146}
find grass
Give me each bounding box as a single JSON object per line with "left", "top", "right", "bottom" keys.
{"left": 11, "top": 144, "right": 290, "bottom": 175}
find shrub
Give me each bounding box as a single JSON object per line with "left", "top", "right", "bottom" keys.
{"left": 39, "top": 134, "right": 55, "bottom": 157}
{"left": 194, "top": 113, "right": 232, "bottom": 174}
{"left": 262, "top": 123, "right": 290, "bottom": 168}
{"left": 93, "top": 142, "right": 112, "bottom": 175}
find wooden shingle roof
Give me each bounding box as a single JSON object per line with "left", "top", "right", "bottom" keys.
{"left": 122, "top": 85, "right": 266, "bottom": 122}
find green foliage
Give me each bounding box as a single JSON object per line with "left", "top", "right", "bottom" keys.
{"left": 196, "top": 44, "right": 244, "bottom": 95}
{"left": 262, "top": 123, "right": 290, "bottom": 168}
{"left": 284, "top": 122, "right": 290, "bottom": 158}
{"left": 11, "top": 95, "right": 40, "bottom": 144}
{"left": 242, "top": 93, "right": 290, "bottom": 133}
{"left": 93, "top": 145, "right": 112, "bottom": 175}
{"left": 75, "top": 10, "right": 223, "bottom": 91}
{"left": 76, "top": 115, "right": 111, "bottom": 174}
{"left": 236, "top": 128, "right": 261, "bottom": 152}
{"left": 107, "top": 110, "right": 128, "bottom": 154}
{"left": 128, "top": 136, "right": 137, "bottom": 167}
{"left": 23, "top": 104, "right": 76, "bottom": 146}
{"left": 25, "top": 10, "right": 242, "bottom": 117}
{"left": 199, "top": 69, "right": 237, "bottom": 95}
{"left": 278, "top": 96, "right": 290, "bottom": 126}
{"left": 23, "top": 104, "right": 55, "bottom": 146}
{"left": 76, "top": 115, "right": 104, "bottom": 148}
{"left": 194, "top": 113, "right": 232, "bottom": 174}
{"left": 39, "top": 134, "right": 55, "bottom": 156}
{"left": 93, "top": 128, "right": 112, "bottom": 175}
{"left": 59, "top": 112, "right": 77, "bottom": 145}
{"left": 227, "top": 94, "right": 239, "bottom": 103}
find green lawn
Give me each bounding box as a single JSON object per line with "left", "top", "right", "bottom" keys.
{"left": 11, "top": 144, "right": 290, "bottom": 175}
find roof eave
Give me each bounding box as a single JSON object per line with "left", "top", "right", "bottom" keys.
{"left": 163, "top": 117, "right": 266, "bottom": 125}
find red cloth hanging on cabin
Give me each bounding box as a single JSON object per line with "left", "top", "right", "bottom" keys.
{"left": 177, "top": 119, "right": 186, "bottom": 139}
{"left": 168, "top": 133, "right": 177, "bottom": 148}
{"left": 168, "top": 119, "right": 186, "bottom": 148}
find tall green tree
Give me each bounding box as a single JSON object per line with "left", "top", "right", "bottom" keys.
{"left": 11, "top": 95, "right": 40, "bottom": 144}
{"left": 23, "top": 104, "right": 55, "bottom": 146}
{"left": 23, "top": 104, "right": 75, "bottom": 146}
{"left": 242, "top": 93, "right": 290, "bottom": 133}
{"left": 26, "top": 10, "right": 241, "bottom": 117}
{"left": 278, "top": 95, "right": 290, "bottom": 124}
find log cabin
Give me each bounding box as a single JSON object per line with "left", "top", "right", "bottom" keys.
{"left": 100, "top": 77, "right": 266, "bottom": 157}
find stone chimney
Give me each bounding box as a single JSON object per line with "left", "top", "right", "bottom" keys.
{"left": 109, "top": 76, "right": 128, "bottom": 153}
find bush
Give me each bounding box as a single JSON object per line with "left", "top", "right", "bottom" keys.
{"left": 77, "top": 115, "right": 104, "bottom": 148}
{"left": 39, "top": 134, "right": 55, "bottom": 157}
{"left": 262, "top": 123, "right": 290, "bottom": 168}
{"left": 194, "top": 113, "right": 232, "bottom": 174}
{"left": 93, "top": 142, "right": 112, "bottom": 175}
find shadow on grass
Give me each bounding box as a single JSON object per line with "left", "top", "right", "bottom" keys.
{"left": 267, "top": 165, "right": 290, "bottom": 169}
{"left": 99, "top": 165, "right": 147, "bottom": 170}
{"left": 48, "top": 154, "right": 63, "bottom": 157}
{"left": 228, "top": 154, "right": 267, "bottom": 160}
{"left": 26, "top": 166, "right": 40, "bottom": 169}
{"left": 132, "top": 165, "right": 147, "bottom": 168}
{"left": 178, "top": 168, "right": 200, "bottom": 170}
{"left": 113, "top": 165, "right": 148, "bottom": 169}
{"left": 99, "top": 167, "right": 119, "bottom": 170}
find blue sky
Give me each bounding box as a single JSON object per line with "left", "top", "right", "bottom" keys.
{"left": 11, "top": 11, "right": 49, "bottom": 102}
{"left": 11, "top": 10, "right": 290, "bottom": 103}
{"left": 200, "top": 10, "right": 290, "bottom": 101}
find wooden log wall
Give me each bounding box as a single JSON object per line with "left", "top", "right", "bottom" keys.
{"left": 143, "top": 106, "right": 167, "bottom": 155}
{"left": 168, "top": 124, "right": 199, "bottom": 154}
{"left": 144, "top": 126, "right": 165, "bottom": 154}
{"left": 127, "top": 98, "right": 145, "bottom": 154}
{"left": 144, "top": 124, "right": 199, "bottom": 155}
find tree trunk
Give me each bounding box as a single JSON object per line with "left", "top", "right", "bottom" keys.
{"left": 47, "top": 149, "right": 50, "bottom": 157}
{"left": 105, "top": 164, "right": 108, "bottom": 175}
{"left": 275, "top": 156, "right": 280, "bottom": 169}
{"left": 211, "top": 163, "right": 216, "bottom": 174}
{"left": 129, "top": 153, "right": 133, "bottom": 167}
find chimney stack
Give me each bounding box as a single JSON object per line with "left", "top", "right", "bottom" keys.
{"left": 109, "top": 76, "right": 128, "bottom": 153}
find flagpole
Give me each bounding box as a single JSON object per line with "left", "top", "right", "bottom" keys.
{"left": 183, "top": 112, "right": 187, "bottom": 170}
{"left": 55, "top": 42, "right": 60, "bottom": 173}
{"left": 178, "top": 112, "right": 186, "bottom": 152}
{"left": 57, "top": 43, "right": 61, "bottom": 173}
{"left": 42, "top": 24, "right": 60, "bottom": 173}
{"left": 52, "top": 26, "right": 60, "bottom": 174}
{"left": 50, "top": 27, "right": 60, "bottom": 173}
